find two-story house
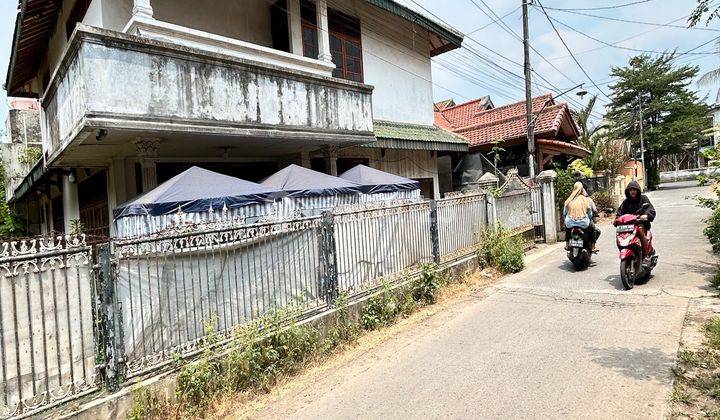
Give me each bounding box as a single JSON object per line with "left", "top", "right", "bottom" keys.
{"left": 3, "top": 0, "right": 466, "bottom": 236}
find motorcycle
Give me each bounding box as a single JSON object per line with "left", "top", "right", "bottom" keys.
{"left": 614, "top": 203, "right": 658, "bottom": 290}
{"left": 567, "top": 226, "right": 593, "bottom": 270}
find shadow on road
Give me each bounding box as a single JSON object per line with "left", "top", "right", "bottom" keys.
{"left": 657, "top": 182, "right": 702, "bottom": 191}
{"left": 585, "top": 346, "right": 674, "bottom": 382}
{"left": 601, "top": 274, "right": 625, "bottom": 291}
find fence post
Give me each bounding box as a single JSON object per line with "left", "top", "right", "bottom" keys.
{"left": 320, "top": 211, "right": 338, "bottom": 304}
{"left": 98, "top": 243, "right": 125, "bottom": 392}
{"left": 485, "top": 191, "right": 497, "bottom": 228}
{"left": 537, "top": 170, "right": 558, "bottom": 244}
{"left": 429, "top": 200, "right": 440, "bottom": 264}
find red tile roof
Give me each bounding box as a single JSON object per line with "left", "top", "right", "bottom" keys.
{"left": 434, "top": 94, "right": 581, "bottom": 149}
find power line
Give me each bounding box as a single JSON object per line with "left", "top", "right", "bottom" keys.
{"left": 466, "top": 5, "right": 522, "bottom": 36}
{"left": 544, "top": 15, "right": 694, "bottom": 61}
{"left": 541, "top": 6, "right": 720, "bottom": 32}
{"left": 407, "top": 1, "right": 604, "bottom": 117}
{"left": 534, "top": 0, "right": 613, "bottom": 101}
{"left": 545, "top": 0, "right": 652, "bottom": 11}
{"left": 538, "top": 10, "right": 716, "bottom": 57}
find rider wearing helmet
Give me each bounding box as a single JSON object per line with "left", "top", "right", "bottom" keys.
{"left": 616, "top": 180, "right": 656, "bottom": 263}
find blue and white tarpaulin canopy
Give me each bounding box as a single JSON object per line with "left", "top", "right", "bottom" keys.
{"left": 261, "top": 164, "right": 363, "bottom": 217}
{"left": 260, "top": 164, "right": 362, "bottom": 197}
{"left": 114, "top": 166, "right": 281, "bottom": 217}
{"left": 113, "top": 166, "right": 282, "bottom": 237}
{"left": 339, "top": 164, "right": 420, "bottom": 193}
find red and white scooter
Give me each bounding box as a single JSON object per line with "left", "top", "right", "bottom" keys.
{"left": 614, "top": 203, "right": 658, "bottom": 290}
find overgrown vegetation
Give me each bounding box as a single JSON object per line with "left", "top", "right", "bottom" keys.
{"left": 591, "top": 190, "right": 615, "bottom": 212}
{"left": 17, "top": 146, "right": 41, "bottom": 165}
{"left": 568, "top": 159, "right": 593, "bottom": 178}
{"left": 670, "top": 316, "right": 720, "bottom": 418}
{"left": 478, "top": 226, "right": 525, "bottom": 274}
{"left": 127, "top": 261, "right": 483, "bottom": 418}
{"left": 555, "top": 169, "right": 575, "bottom": 211}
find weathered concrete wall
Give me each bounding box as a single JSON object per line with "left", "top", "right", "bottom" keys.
{"left": 42, "top": 27, "right": 374, "bottom": 163}
{"left": 2, "top": 107, "right": 43, "bottom": 196}
{"left": 153, "top": 0, "right": 274, "bottom": 48}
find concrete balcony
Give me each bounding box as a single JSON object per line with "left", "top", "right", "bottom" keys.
{"left": 41, "top": 25, "right": 375, "bottom": 166}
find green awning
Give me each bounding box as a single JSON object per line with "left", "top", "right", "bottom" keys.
{"left": 364, "top": 120, "right": 469, "bottom": 152}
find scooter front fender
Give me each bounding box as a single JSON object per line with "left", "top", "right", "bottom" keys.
{"left": 619, "top": 248, "right": 635, "bottom": 260}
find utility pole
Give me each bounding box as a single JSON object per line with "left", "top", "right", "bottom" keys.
{"left": 522, "top": 0, "right": 535, "bottom": 179}
{"left": 637, "top": 95, "right": 647, "bottom": 190}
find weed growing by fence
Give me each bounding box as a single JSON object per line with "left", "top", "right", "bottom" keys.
{"left": 478, "top": 227, "right": 525, "bottom": 273}
{"left": 128, "top": 388, "right": 172, "bottom": 420}
{"left": 361, "top": 283, "right": 402, "bottom": 330}
{"left": 324, "top": 293, "right": 359, "bottom": 351}
{"left": 412, "top": 263, "right": 440, "bottom": 304}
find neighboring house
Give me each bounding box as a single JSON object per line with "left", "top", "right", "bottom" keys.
{"left": 3, "top": 0, "right": 467, "bottom": 236}
{"left": 435, "top": 94, "right": 589, "bottom": 180}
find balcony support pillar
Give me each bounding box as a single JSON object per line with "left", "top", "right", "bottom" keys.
{"left": 316, "top": 0, "right": 334, "bottom": 64}
{"left": 132, "top": 0, "right": 154, "bottom": 20}
{"left": 288, "top": 0, "right": 304, "bottom": 55}
{"left": 134, "top": 137, "right": 161, "bottom": 193}
{"left": 62, "top": 173, "right": 80, "bottom": 235}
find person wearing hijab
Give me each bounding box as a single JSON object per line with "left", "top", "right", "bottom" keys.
{"left": 563, "top": 181, "right": 596, "bottom": 250}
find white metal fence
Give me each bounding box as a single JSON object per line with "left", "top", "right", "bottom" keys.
{"left": 0, "top": 171, "right": 541, "bottom": 417}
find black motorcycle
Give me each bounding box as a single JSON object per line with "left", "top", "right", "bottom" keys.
{"left": 567, "top": 226, "right": 593, "bottom": 270}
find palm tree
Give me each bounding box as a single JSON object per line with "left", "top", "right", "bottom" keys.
{"left": 570, "top": 94, "right": 605, "bottom": 150}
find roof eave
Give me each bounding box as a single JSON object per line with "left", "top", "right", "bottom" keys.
{"left": 364, "top": 0, "right": 463, "bottom": 53}
{"left": 4, "top": 3, "right": 23, "bottom": 95}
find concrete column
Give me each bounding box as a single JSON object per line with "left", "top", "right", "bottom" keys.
{"left": 62, "top": 174, "right": 80, "bottom": 235}
{"left": 134, "top": 137, "right": 161, "bottom": 193}
{"left": 300, "top": 151, "right": 311, "bottom": 168}
{"left": 316, "top": 0, "right": 333, "bottom": 63}
{"left": 132, "top": 0, "right": 154, "bottom": 19}
{"left": 106, "top": 159, "right": 128, "bottom": 236}
{"left": 323, "top": 146, "right": 338, "bottom": 176}
{"left": 537, "top": 170, "right": 558, "bottom": 244}
{"left": 288, "top": 0, "right": 303, "bottom": 55}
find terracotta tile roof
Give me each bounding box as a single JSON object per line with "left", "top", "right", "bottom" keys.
{"left": 433, "top": 99, "right": 456, "bottom": 111}
{"left": 434, "top": 94, "right": 581, "bottom": 149}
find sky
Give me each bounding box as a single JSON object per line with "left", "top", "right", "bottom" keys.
{"left": 0, "top": 0, "right": 718, "bottom": 130}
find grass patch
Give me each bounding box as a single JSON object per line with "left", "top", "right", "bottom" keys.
{"left": 705, "top": 318, "right": 720, "bottom": 350}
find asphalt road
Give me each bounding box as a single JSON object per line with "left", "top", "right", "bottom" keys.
{"left": 250, "top": 182, "right": 715, "bottom": 419}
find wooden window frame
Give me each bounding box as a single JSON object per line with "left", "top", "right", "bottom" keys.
{"left": 299, "top": 2, "right": 364, "bottom": 83}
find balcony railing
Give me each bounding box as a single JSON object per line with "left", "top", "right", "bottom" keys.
{"left": 41, "top": 25, "right": 374, "bottom": 163}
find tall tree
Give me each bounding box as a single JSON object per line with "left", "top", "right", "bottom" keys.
{"left": 689, "top": 0, "right": 720, "bottom": 27}
{"left": 570, "top": 95, "right": 626, "bottom": 174}
{"left": 605, "top": 54, "right": 711, "bottom": 189}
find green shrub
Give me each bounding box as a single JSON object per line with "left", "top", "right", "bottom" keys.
{"left": 555, "top": 169, "right": 575, "bottom": 211}
{"left": 568, "top": 159, "right": 594, "bottom": 178}
{"left": 412, "top": 263, "right": 439, "bottom": 304}
{"left": 17, "top": 146, "right": 41, "bottom": 165}
{"left": 361, "top": 285, "right": 400, "bottom": 330}
{"left": 478, "top": 226, "right": 525, "bottom": 273}
{"left": 175, "top": 353, "right": 223, "bottom": 413}
{"left": 704, "top": 207, "right": 720, "bottom": 253}
{"left": 591, "top": 190, "right": 614, "bottom": 212}
{"left": 128, "top": 388, "right": 170, "bottom": 420}
{"left": 698, "top": 175, "right": 710, "bottom": 186}
{"left": 324, "top": 293, "right": 359, "bottom": 351}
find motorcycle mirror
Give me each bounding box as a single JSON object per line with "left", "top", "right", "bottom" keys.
{"left": 641, "top": 203, "right": 650, "bottom": 210}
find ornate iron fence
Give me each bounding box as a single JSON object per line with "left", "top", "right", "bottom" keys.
{"left": 0, "top": 236, "right": 99, "bottom": 419}
{"left": 436, "top": 192, "right": 487, "bottom": 261}
{"left": 333, "top": 201, "right": 433, "bottom": 294}
{"left": 0, "top": 170, "right": 543, "bottom": 417}
{"left": 109, "top": 218, "right": 326, "bottom": 379}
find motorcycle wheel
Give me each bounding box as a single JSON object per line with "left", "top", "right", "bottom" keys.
{"left": 620, "top": 258, "right": 635, "bottom": 290}
{"left": 572, "top": 258, "right": 584, "bottom": 271}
